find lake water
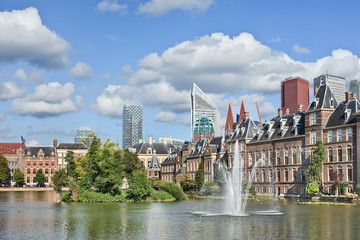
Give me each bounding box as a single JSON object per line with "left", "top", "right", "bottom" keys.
{"left": 0, "top": 191, "right": 360, "bottom": 239}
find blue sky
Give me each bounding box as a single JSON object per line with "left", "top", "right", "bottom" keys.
{"left": 1, "top": 0, "right": 360, "bottom": 146}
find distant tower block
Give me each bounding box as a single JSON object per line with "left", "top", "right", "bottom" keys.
{"left": 349, "top": 79, "right": 360, "bottom": 101}
{"left": 313, "top": 74, "right": 345, "bottom": 103}
{"left": 122, "top": 105, "right": 143, "bottom": 149}
{"left": 281, "top": 77, "right": 309, "bottom": 114}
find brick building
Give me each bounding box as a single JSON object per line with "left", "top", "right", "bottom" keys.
{"left": 55, "top": 140, "right": 87, "bottom": 170}
{"left": 0, "top": 142, "right": 25, "bottom": 185}
{"left": 281, "top": 77, "right": 309, "bottom": 114}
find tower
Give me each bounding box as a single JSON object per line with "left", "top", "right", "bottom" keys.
{"left": 281, "top": 77, "right": 309, "bottom": 114}
{"left": 349, "top": 79, "right": 360, "bottom": 101}
{"left": 122, "top": 105, "right": 143, "bottom": 149}
{"left": 191, "top": 83, "right": 220, "bottom": 142}
{"left": 314, "top": 74, "right": 345, "bottom": 102}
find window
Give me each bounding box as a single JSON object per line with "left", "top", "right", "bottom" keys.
{"left": 262, "top": 186, "right": 266, "bottom": 193}
{"left": 348, "top": 147, "right": 352, "bottom": 161}
{"left": 292, "top": 148, "right": 297, "bottom": 164}
{"left": 310, "top": 131, "right": 317, "bottom": 144}
{"left": 27, "top": 168, "right": 30, "bottom": 174}
{"left": 338, "top": 129, "right": 343, "bottom": 141}
{"left": 58, "top": 153, "right": 62, "bottom": 157}
{"left": 285, "top": 170, "right": 289, "bottom": 182}
{"left": 262, "top": 171, "right": 266, "bottom": 182}
{"left": 301, "top": 170, "right": 306, "bottom": 182}
{"left": 262, "top": 151, "right": 266, "bottom": 166}
{"left": 348, "top": 168, "right": 353, "bottom": 181}
{"left": 284, "top": 186, "right": 288, "bottom": 194}
{"left": 269, "top": 171, "right": 273, "bottom": 182}
{"left": 277, "top": 150, "right": 280, "bottom": 165}
{"left": 329, "top": 149, "right": 333, "bottom": 162}
{"left": 293, "top": 170, "right": 297, "bottom": 182}
{"left": 329, "top": 168, "right": 334, "bottom": 181}
{"left": 241, "top": 141, "right": 244, "bottom": 151}
{"left": 33, "top": 169, "right": 36, "bottom": 174}
{"left": 277, "top": 170, "right": 280, "bottom": 182}
{"left": 284, "top": 149, "right": 288, "bottom": 165}
{"left": 248, "top": 153, "right": 253, "bottom": 167}
{"left": 51, "top": 168, "right": 54, "bottom": 174}
{"left": 45, "top": 161, "right": 49, "bottom": 166}
{"left": 338, "top": 148, "right": 343, "bottom": 162}
{"left": 269, "top": 151, "right": 273, "bottom": 166}
{"left": 328, "top": 130, "right": 333, "bottom": 143}
{"left": 45, "top": 169, "right": 49, "bottom": 174}
{"left": 27, "top": 161, "right": 30, "bottom": 166}
{"left": 256, "top": 152, "right": 260, "bottom": 161}
{"left": 27, "top": 177, "right": 30, "bottom": 183}
{"left": 292, "top": 187, "right": 297, "bottom": 194}
{"left": 256, "top": 171, "right": 259, "bottom": 182}
{"left": 301, "top": 148, "right": 305, "bottom": 164}
{"left": 338, "top": 167, "right": 343, "bottom": 181}
{"left": 347, "top": 127, "right": 352, "bottom": 141}
{"left": 310, "top": 113, "right": 317, "bottom": 125}
{"left": 51, "top": 161, "right": 55, "bottom": 166}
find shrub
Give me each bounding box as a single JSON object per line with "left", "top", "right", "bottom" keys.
{"left": 150, "top": 190, "right": 175, "bottom": 201}
{"left": 180, "top": 175, "right": 196, "bottom": 191}
{"left": 200, "top": 180, "right": 220, "bottom": 196}
{"left": 356, "top": 186, "right": 360, "bottom": 196}
{"left": 126, "top": 171, "right": 152, "bottom": 201}
{"left": 153, "top": 179, "right": 164, "bottom": 190}
{"left": 249, "top": 185, "right": 256, "bottom": 197}
{"left": 76, "top": 189, "right": 126, "bottom": 202}
{"left": 159, "top": 182, "right": 186, "bottom": 200}
{"left": 306, "top": 182, "right": 320, "bottom": 196}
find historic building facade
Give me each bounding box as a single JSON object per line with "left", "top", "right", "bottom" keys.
{"left": 0, "top": 142, "right": 25, "bottom": 185}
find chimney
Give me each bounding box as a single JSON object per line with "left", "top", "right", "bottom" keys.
{"left": 298, "top": 105, "right": 303, "bottom": 113}
{"left": 278, "top": 108, "right": 283, "bottom": 117}
{"left": 139, "top": 139, "right": 142, "bottom": 144}
{"left": 244, "top": 112, "right": 249, "bottom": 120}
{"left": 53, "top": 139, "right": 58, "bottom": 147}
{"left": 163, "top": 136, "right": 167, "bottom": 145}
{"left": 345, "top": 92, "right": 352, "bottom": 103}
{"left": 352, "top": 93, "right": 357, "bottom": 100}
{"left": 285, "top": 108, "right": 289, "bottom": 115}
{"left": 149, "top": 136, "right": 152, "bottom": 144}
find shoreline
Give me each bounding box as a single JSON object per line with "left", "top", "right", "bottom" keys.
{"left": 0, "top": 187, "right": 69, "bottom": 192}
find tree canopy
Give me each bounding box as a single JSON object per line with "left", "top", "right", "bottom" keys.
{"left": 34, "top": 169, "right": 45, "bottom": 186}
{"left": 13, "top": 168, "right": 24, "bottom": 186}
{"left": 0, "top": 153, "right": 9, "bottom": 183}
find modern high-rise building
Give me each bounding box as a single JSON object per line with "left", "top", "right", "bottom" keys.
{"left": 313, "top": 74, "right": 345, "bottom": 102}
{"left": 281, "top": 77, "right": 309, "bottom": 114}
{"left": 74, "top": 129, "right": 94, "bottom": 147}
{"left": 122, "top": 105, "right": 143, "bottom": 149}
{"left": 191, "top": 83, "right": 220, "bottom": 142}
{"left": 349, "top": 79, "right": 360, "bottom": 101}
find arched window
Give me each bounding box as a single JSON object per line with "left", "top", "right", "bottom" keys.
{"left": 262, "top": 186, "right": 266, "bottom": 193}
{"left": 284, "top": 169, "right": 289, "bottom": 182}
{"left": 276, "top": 150, "right": 281, "bottom": 165}
{"left": 347, "top": 166, "right": 353, "bottom": 182}
{"left": 262, "top": 170, "right": 266, "bottom": 182}
{"left": 292, "top": 148, "right": 297, "bottom": 164}
{"left": 248, "top": 152, "right": 253, "bottom": 167}
{"left": 347, "top": 146, "right": 352, "bottom": 161}
{"left": 329, "top": 167, "right": 334, "bottom": 181}
{"left": 338, "top": 147, "right": 343, "bottom": 162}
{"left": 328, "top": 148, "right": 333, "bottom": 162}
{"left": 284, "top": 149, "right": 289, "bottom": 165}
{"left": 338, "top": 166, "right": 343, "bottom": 181}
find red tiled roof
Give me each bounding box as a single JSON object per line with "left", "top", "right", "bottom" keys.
{"left": 0, "top": 143, "right": 22, "bottom": 155}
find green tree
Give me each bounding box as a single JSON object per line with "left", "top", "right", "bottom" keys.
{"left": 0, "top": 153, "right": 9, "bottom": 184}
{"left": 122, "top": 149, "right": 144, "bottom": 178}
{"left": 306, "top": 182, "right": 320, "bottom": 196}
{"left": 81, "top": 136, "right": 102, "bottom": 188}
{"left": 13, "top": 168, "right": 24, "bottom": 187}
{"left": 306, "top": 140, "right": 325, "bottom": 194}
{"left": 52, "top": 169, "right": 68, "bottom": 193}
{"left": 34, "top": 169, "right": 45, "bottom": 187}
{"left": 65, "top": 151, "right": 77, "bottom": 180}
{"left": 126, "top": 170, "right": 152, "bottom": 201}
{"left": 195, "top": 157, "right": 204, "bottom": 190}
{"left": 180, "top": 174, "right": 196, "bottom": 191}
{"left": 159, "top": 181, "right": 186, "bottom": 200}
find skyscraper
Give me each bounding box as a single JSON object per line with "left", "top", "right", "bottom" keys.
{"left": 314, "top": 74, "right": 345, "bottom": 102}
{"left": 281, "top": 77, "right": 309, "bottom": 114}
{"left": 74, "top": 129, "right": 94, "bottom": 147}
{"left": 191, "top": 83, "right": 220, "bottom": 142}
{"left": 122, "top": 105, "right": 143, "bottom": 149}
{"left": 349, "top": 79, "right": 360, "bottom": 101}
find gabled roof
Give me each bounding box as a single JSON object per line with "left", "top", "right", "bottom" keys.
{"left": 326, "top": 98, "right": 360, "bottom": 128}
{"left": 25, "top": 146, "right": 56, "bottom": 157}
{"left": 308, "top": 85, "right": 338, "bottom": 111}
{"left": 0, "top": 143, "right": 22, "bottom": 155}
{"left": 249, "top": 112, "right": 305, "bottom": 143}
{"left": 229, "top": 117, "right": 258, "bottom": 141}
{"left": 131, "top": 142, "right": 175, "bottom": 155}
{"left": 162, "top": 149, "right": 178, "bottom": 165}
{"left": 189, "top": 139, "right": 207, "bottom": 157}
{"left": 148, "top": 150, "right": 161, "bottom": 169}
{"left": 56, "top": 143, "right": 87, "bottom": 150}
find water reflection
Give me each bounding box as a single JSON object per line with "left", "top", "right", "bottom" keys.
{"left": 1, "top": 192, "right": 360, "bottom": 239}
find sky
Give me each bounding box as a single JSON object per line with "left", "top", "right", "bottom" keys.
{"left": 1, "top": 0, "right": 360, "bottom": 146}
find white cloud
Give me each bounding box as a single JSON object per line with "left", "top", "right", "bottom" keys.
{"left": 14, "top": 68, "right": 43, "bottom": 83}
{"left": 28, "top": 140, "right": 40, "bottom": 146}
{"left": 97, "top": 0, "right": 128, "bottom": 14}
{"left": 89, "top": 85, "right": 139, "bottom": 117}
{"left": 292, "top": 44, "right": 310, "bottom": 54}
{"left": 102, "top": 73, "right": 111, "bottom": 81}
{"left": 269, "top": 37, "right": 281, "bottom": 42}
{"left": 11, "top": 82, "right": 83, "bottom": 117}
{"left": 126, "top": 32, "right": 360, "bottom": 95}
{"left": 68, "top": 62, "right": 93, "bottom": 79}
{"left": 0, "top": 125, "right": 9, "bottom": 132}
{"left": 0, "top": 114, "right": 5, "bottom": 121}
{"left": 0, "top": 81, "right": 26, "bottom": 100}
{"left": 14, "top": 68, "right": 27, "bottom": 81}
{"left": 107, "top": 34, "right": 120, "bottom": 42}
{"left": 0, "top": 7, "right": 70, "bottom": 69}
{"left": 138, "top": 0, "right": 214, "bottom": 16}
{"left": 154, "top": 111, "right": 177, "bottom": 122}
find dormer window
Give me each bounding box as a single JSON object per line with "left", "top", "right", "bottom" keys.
{"left": 314, "top": 98, "right": 319, "bottom": 108}
{"left": 345, "top": 109, "right": 351, "bottom": 121}
{"left": 330, "top": 98, "right": 334, "bottom": 108}
{"left": 241, "top": 127, "right": 245, "bottom": 135}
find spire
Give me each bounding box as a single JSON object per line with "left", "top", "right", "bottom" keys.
{"left": 225, "top": 104, "right": 235, "bottom": 131}
{"left": 238, "top": 100, "right": 246, "bottom": 124}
